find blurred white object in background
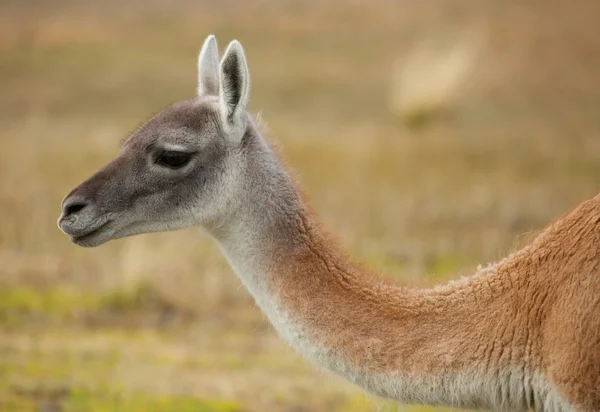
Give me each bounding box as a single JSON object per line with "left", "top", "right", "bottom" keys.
{"left": 390, "top": 25, "right": 487, "bottom": 128}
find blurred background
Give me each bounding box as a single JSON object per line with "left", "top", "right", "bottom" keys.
{"left": 1, "top": 0, "right": 599, "bottom": 411}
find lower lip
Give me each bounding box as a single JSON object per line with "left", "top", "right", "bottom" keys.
{"left": 70, "top": 221, "right": 111, "bottom": 244}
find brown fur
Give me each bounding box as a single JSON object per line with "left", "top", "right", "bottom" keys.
{"left": 263, "top": 189, "right": 600, "bottom": 410}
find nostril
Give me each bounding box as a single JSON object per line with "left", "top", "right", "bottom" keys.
{"left": 63, "top": 200, "right": 88, "bottom": 217}
{"left": 66, "top": 203, "right": 86, "bottom": 215}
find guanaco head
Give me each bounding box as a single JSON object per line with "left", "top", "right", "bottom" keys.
{"left": 58, "top": 35, "right": 257, "bottom": 247}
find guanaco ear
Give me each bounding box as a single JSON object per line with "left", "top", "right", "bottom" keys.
{"left": 219, "top": 40, "right": 250, "bottom": 143}
{"left": 197, "top": 35, "right": 220, "bottom": 97}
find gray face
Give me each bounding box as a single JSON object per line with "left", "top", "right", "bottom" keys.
{"left": 58, "top": 35, "right": 253, "bottom": 247}
{"left": 57, "top": 99, "right": 238, "bottom": 247}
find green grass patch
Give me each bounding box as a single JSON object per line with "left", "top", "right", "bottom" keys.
{"left": 425, "top": 255, "right": 470, "bottom": 279}
{"left": 0, "top": 386, "right": 242, "bottom": 412}
{"left": 66, "top": 388, "right": 242, "bottom": 412}
{"left": 0, "top": 286, "right": 98, "bottom": 326}
{"left": 0, "top": 284, "right": 193, "bottom": 328}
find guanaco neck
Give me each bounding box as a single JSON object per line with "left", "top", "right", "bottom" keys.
{"left": 213, "top": 128, "right": 551, "bottom": 411}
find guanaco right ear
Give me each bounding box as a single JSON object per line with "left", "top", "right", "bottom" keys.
{"left": 197, "top": 35, "right": 220, "bottom": 97}
{"left": 219, "top": 40, "right": 250, "bottom": 143}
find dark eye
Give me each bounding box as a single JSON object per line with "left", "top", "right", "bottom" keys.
{"left": 156, "top": 151, "right": 192, "bottom": 169}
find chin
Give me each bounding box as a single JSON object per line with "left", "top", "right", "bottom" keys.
{"left": 70, "top": 232, "right": 112, "bottom": 248}
{"left": 66, "top": 220, "right": 190, "bottom": 247}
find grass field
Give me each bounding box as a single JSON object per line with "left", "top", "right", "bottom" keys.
{"left": 1, "top": 1, "right": 600, "bottom": 411}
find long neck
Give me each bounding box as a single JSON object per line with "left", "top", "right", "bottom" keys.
{"left": 214, "top": 134, "right": 545, "bottom": 411}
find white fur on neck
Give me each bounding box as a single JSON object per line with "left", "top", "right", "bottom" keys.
{"left": 216, "top": 226, "right": 572, "bottom": 412}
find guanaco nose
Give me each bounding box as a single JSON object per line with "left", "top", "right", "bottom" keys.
{"left": 60, "top": 194, "right": 89, "bottom": 220}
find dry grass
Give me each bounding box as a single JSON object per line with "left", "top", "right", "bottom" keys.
{"left": 1, "top": 0, "right": 600, "bottom": 410}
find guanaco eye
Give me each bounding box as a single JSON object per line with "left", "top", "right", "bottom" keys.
{"left": 155, "top": 151, "right": 192, "bottom": 169}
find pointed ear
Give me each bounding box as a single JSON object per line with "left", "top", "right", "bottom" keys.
{"left": 197, "top": 35, "right": 220, "bottom": 97}
{"left": 219, "top": 40, "right": 250, "bottom": 142}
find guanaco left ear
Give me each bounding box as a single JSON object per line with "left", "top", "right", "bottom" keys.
{"left": 197, "top": 34, "right": 220, "bottom": 97}
{"left": 219, "top": 40, "right": 250, "bottom": 143}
